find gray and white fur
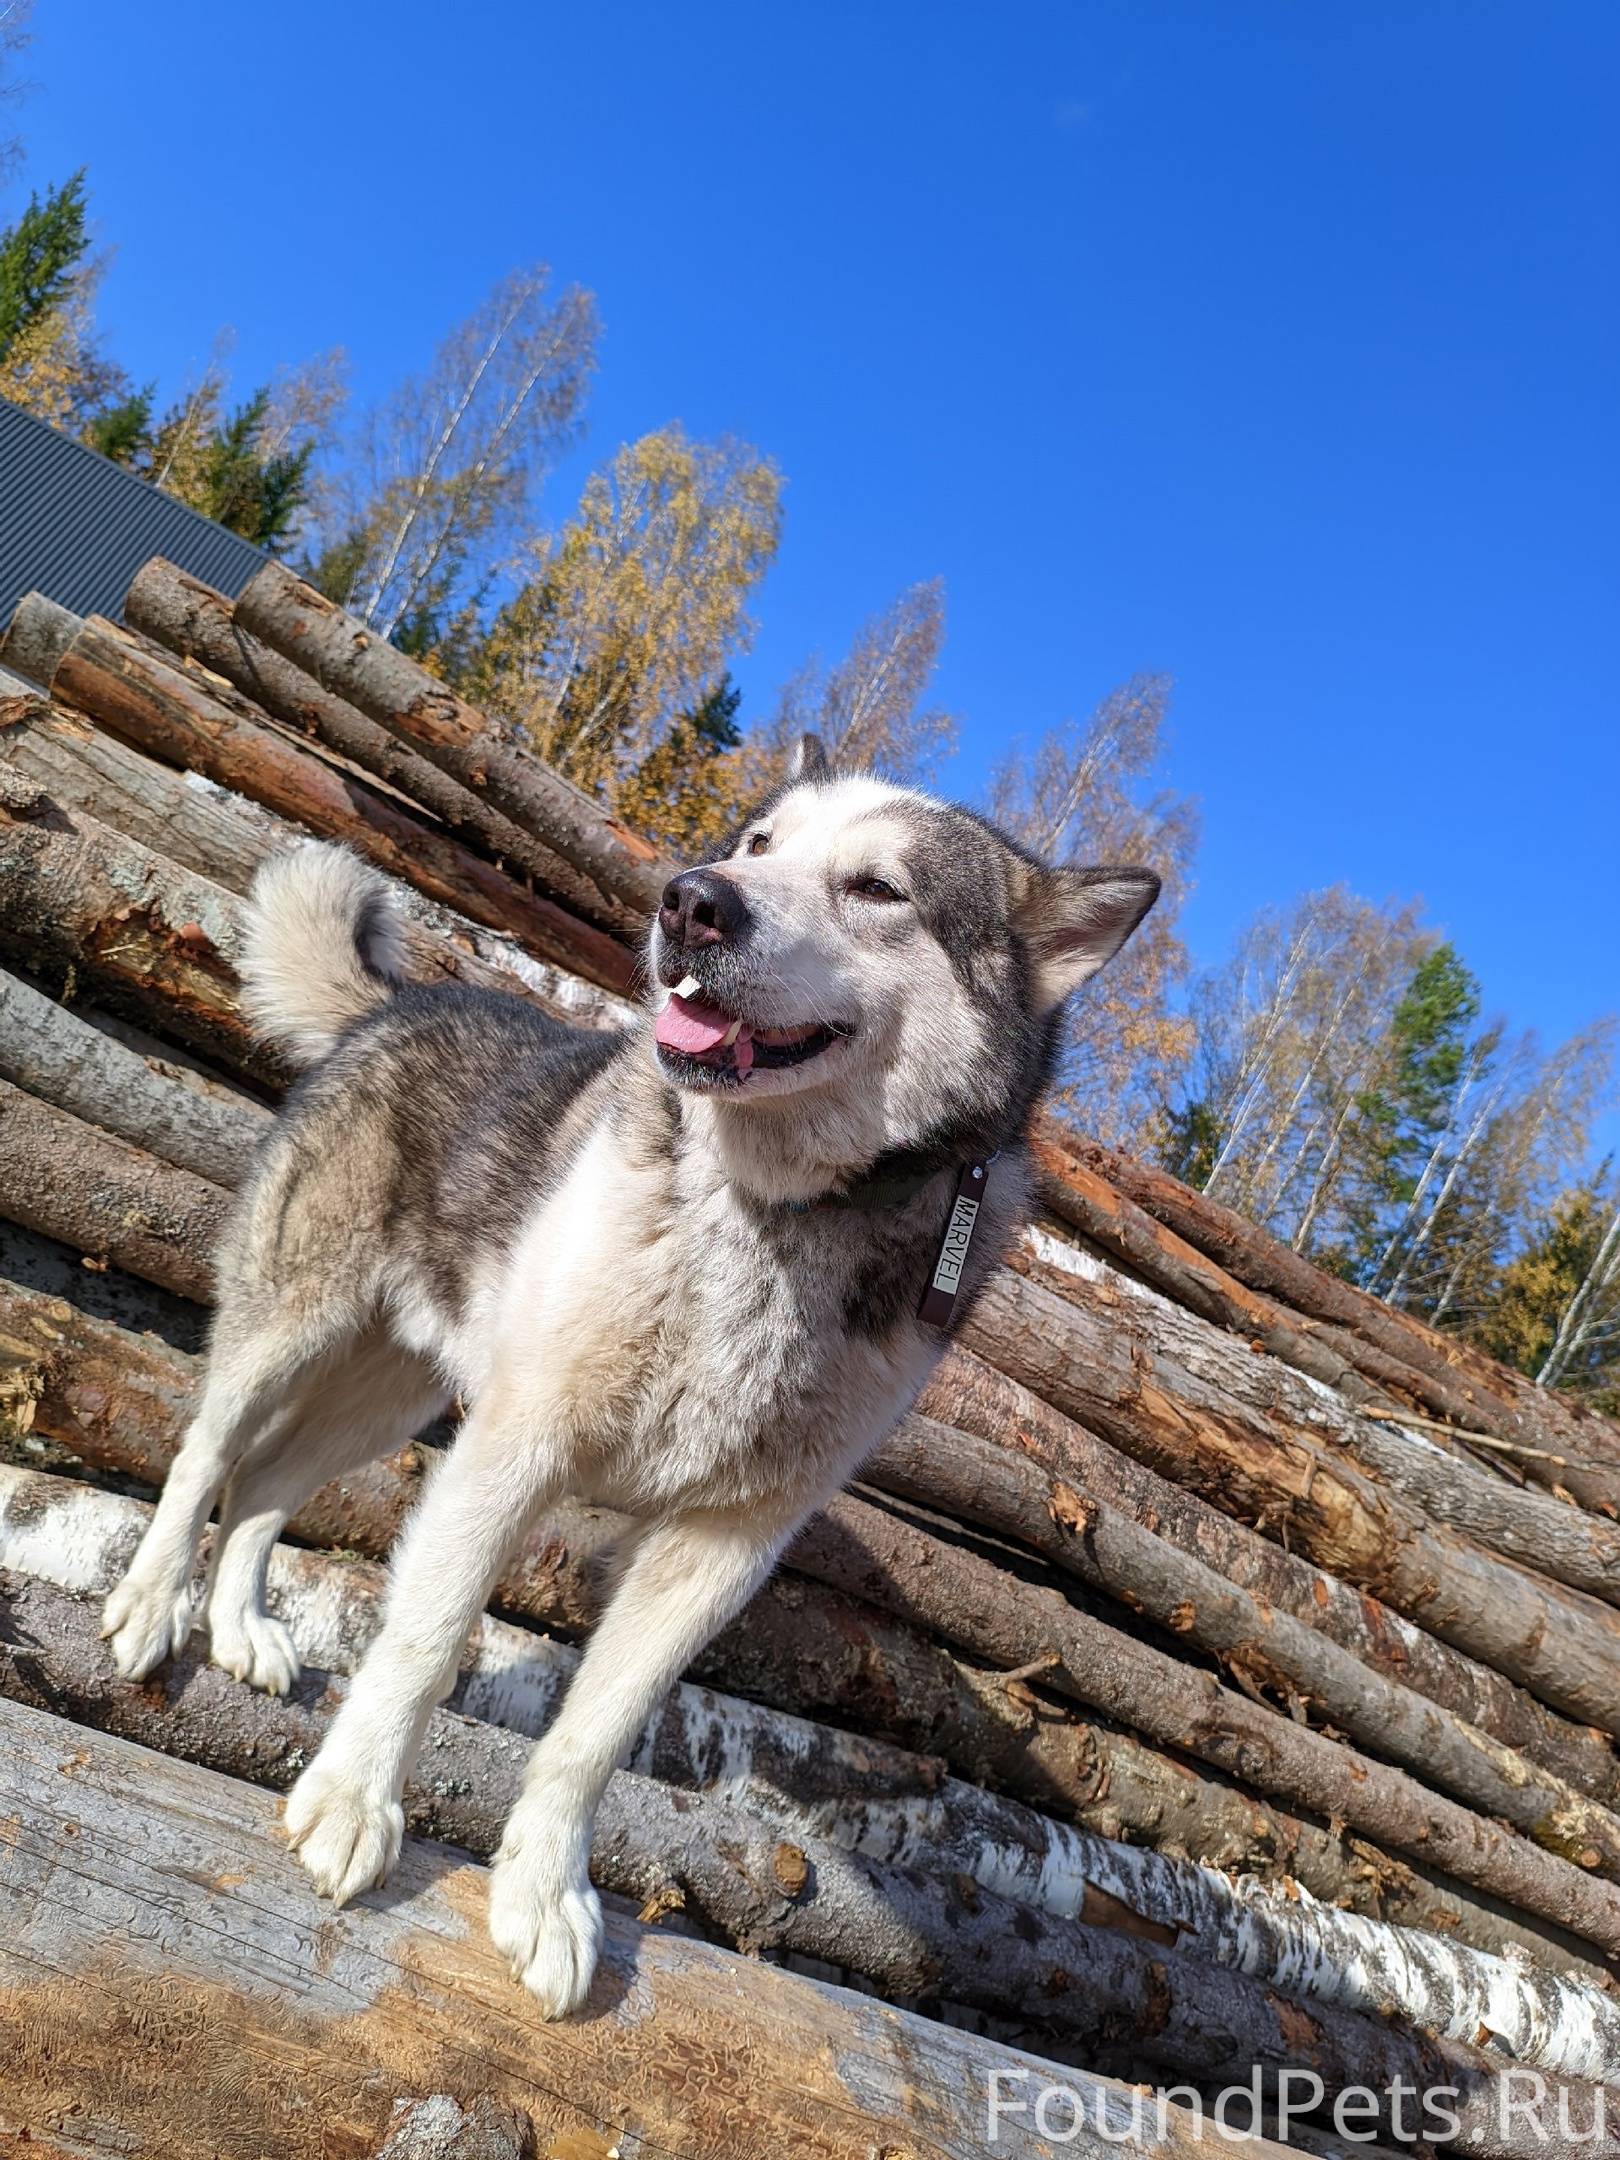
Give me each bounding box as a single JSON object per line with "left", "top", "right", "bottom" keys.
{"left": 101, "top": 738, "right": 1159, "bottom": 2018}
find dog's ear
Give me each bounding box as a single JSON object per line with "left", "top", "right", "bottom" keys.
{"left": 1014, "top": 865, "right": 1160, "bottom": 1012}
{"left": 791, "top": 733, "right": 832, "bottom": 784}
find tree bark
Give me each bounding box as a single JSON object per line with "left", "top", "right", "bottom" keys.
{"left": 923, "top": 1345, "right": 1620, "bottom": 1812}
{"left": 233, "top": 562, "right": 673, "bottom": 921}
{"left": 18, "top": 598, "right": 635, "bottom": 995}
{"left": 869, "top": 1414, "right": 1620, "bottom": 1884}
{"left": 0, "top": 1696, "right": 1094, "bottom": 2160}
{"left": 0, "top": 714, "right": 624, "bottom": 1060}
{"left": 0, "top": 751, "right": 282, "bottom": 1083}
{"left": 4, "top": 1576, "right": 1605, "bottom": 2154}
{"left": 0, "top": 1081, "right": 226, "bottom": 1302}
{"left": 0, "top": 588, "right": 79, "bottom": 686}
{"left": 1035, "top": 1127, "right": 1544, "bottom": 1456}
{"left": 963, "top": 1259, "right": 1620, "bottom": 1735}
{"left": 0, "top": 967, "right": 269, "bottom": 1186}
{"left": 1030, "top": 1135, "right": 1620, "bottom": 1588}
{"left": 5, "top": 1273, "right": 1583, "bottom": 1973}
{"left": 797, "top": 1493, "right": 1620, "bottom": 1958}
{"left": 1059, "top": 1128, "right": 1620, "bottom": 1505}
{"left": 125, "top": 558, "right": 647, "bottom": 946}
{"left": 9, "top": 1462, "right": 1618, "bottom": 2086}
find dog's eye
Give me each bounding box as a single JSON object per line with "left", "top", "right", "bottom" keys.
{"left": 747, "top": 832, "right": 770, "bottom": 857}
{"left": 847, "top": 875, "right": 906, "bottom": 904}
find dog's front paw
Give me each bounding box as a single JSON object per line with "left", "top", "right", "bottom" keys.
{"left": 488, "top": 1839, "right": 603, "bottom": 2020}
{"left": 283, "top": 1759, "right": 402, "bottom": 1906}
{"left": 100, "top": 1574, "right": 194, "bottom": 1680}
{"left": 208, "top": 1605, "right": 300, "bottom": 1696}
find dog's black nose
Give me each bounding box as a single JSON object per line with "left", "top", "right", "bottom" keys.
{"left": 659, "top": 868, "right": 751, "bottom": 951}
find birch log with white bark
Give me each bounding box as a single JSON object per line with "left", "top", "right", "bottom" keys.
{"left": 6, "top": 1273, "right": 1581, "bottom": 1969}
{"left": 234, "top": 562, "right": 673, "bottom": 918}
{"left": 5, "top": 1461, "right": 1616, "bottom": 2084}
{"left": 4, "top": 1570, "right": 1608, "bottom": 2153}
{"left": 0, "top": 1695, "right": 1125, "bottom": 2160}
{"left": 797, "top": 1493, "right": 1620, "bottom": 1957}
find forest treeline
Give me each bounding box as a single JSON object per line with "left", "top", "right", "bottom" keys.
{"left": 1, "top": 100, "right": 1613, "bottom": 1409}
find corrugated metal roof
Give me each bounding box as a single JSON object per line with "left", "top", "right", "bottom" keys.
{"left": 0, "top": 397, "right": 269, "bottom": 634}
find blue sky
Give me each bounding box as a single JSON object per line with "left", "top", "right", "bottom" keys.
{"left": 9, "top": 1, "right": 1618, "bottom": 1116}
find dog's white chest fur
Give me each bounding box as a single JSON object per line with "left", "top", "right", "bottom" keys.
{"left": 446, "top": 1125, "right": 929, "bottom": 1516}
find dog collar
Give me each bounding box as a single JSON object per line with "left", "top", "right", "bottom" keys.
{"left": 793, "top": 1150, "right": 994, "bottom": 1329}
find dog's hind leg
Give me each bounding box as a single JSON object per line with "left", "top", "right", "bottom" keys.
{"left": 203, "top": 1330, "right": 450, "bottom": 1696}
{"left": 101, "top": 1297, "right": 356, "bottom": 1681}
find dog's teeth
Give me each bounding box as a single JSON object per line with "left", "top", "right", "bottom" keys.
{"left": 675, "top": 975, "right": 701, "bottom": 999}
{"left": 722, "top": 1019, "right": 743, "bottom": 1047}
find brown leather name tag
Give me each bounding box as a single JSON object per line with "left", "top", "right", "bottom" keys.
{"left": 919, "top": 1161, "right": 990, "bottom": 1327}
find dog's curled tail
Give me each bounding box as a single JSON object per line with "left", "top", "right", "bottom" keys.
{"left": 238, "top": 842, "right": 409, "bottom": 1066}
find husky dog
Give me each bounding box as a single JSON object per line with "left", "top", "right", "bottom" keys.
{"left": 101, "top": 738, "right": 1157, "bottom": 2018}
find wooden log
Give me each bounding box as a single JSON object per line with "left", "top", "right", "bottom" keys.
{"left": 125, "top": 558, "right": 647, "bottom": 946}
{"left": 7, "top": 1276, "right": 1581, "bottom": 1971}
{"left": 1023, "top": 1158, "right": 1620, "bottom": 1600}
{"left": 924, "top": 1345, "right": 1620, "bottom": 1813}
{"left": 0, "top": 723, "right": 623, "bottom": 1066}
{"left": 1034, "top": 1124, "right": 1611, "bottom": 1494}
{"left": 0, "top": 588, "right": 79, "bottom": 686}
{"left": 0, "top": 1081, "right": 226, "bottom": 1302}
{"left": 234, "top": 562, "right": 674, "bottom": 919}
{"left": 0, "top": 966, "right": 269, "bottom": 1185}
{"left": 797, "top": 1493, "right": 1620, "bottom": 1957}
{"left": 12, "top": 1459, "right": 1616, "bottom": 2081}
{"left": 5, "top": 1577, "right": 1604, "bottom": 2155}
{"left": 16, "top": 1066, "right": 1613, "bottom": 1888}
{"left": 963, "top": 1260, "right": 1620, "bottom": 1735}
{"left": 0, "top": 1695, "right": 1135, "bottom": 2160}
{"left": 0, "top": 755, "right": 283, "bottom": 1083}
{"left": 1061, "top": 1129, "right": 1620, "bottom": 1503}
{"left": 16, "top": 598, "right": 636, "bottom": 996}
{"left": 869, "top": 1415, "right": 1620, "bottom": 1884}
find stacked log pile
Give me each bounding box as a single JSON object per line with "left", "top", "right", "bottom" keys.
{"left": 3, "top": 560, "right": 1619, "bottom": 2158}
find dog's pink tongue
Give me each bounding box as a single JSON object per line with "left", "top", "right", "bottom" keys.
{"left": 655, "top": 993, "right": 735, "bottom": 1055}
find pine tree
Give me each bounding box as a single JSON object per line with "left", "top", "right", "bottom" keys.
{"left": 0, "top": 169, "right": 87, "bottom": 361}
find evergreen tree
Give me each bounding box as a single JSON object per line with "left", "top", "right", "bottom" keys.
{"left": 81, "top": 385, "right": 153, "bottom": 465}
{"left": 0, "top": 168, "right": 87, "bottom": 360}
{"left": 1354, "top": 944, "right": 1485, "bottom": 1294}
{"left": 195, "top": 389, "right": 314, "bottom": 548}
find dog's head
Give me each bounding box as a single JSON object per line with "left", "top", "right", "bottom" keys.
{"left": 648, "top": 736, "right": 1159, "bottom": 1169}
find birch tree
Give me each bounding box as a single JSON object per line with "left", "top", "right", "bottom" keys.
{"left": 1536, "top": 1192, "right": 1620, "bottom": 1401}
{"left": 768, "top": 580, "right": 957, "bottom": 780}
{"left": 0, "top": 0, "right": 31, "bottom": 180}
{"left": 308, "top": 266, "right": 596, "bottom": 645}
{"left": 989, "top": 676, "right": 1198, "bottom": 1154}
{"left": 467, "top": 426, "right": 781, "bottom": 813}
{"left": 1165, "top": 890, "right": 1427, "bottom": 1236}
